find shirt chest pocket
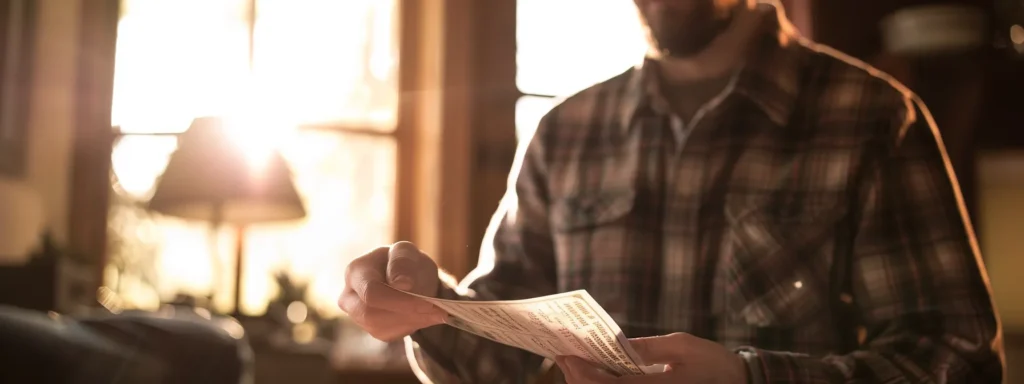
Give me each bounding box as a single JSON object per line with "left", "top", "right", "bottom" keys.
{"left": 551, "top": 189, "right": 636, "bottom": 233}
{"left": 549, "top": 189, "right": 637, "bottom": 295}
{"left": 720, "top": 194, "right": 848, "bottom": 328}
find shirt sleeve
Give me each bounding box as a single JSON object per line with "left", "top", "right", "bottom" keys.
{"left": 404, "top": 115, "right": 559, "bottom": 384}
{"left": 747, "top": 98, "right": 1004, "bottom": 382}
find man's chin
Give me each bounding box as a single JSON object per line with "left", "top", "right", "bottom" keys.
{"left": 654, "top": 40, "right": 714, "bottom": 58}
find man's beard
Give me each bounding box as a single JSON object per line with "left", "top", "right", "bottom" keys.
{"left": 643, "top": 2, "right": 737, "bottom": 58}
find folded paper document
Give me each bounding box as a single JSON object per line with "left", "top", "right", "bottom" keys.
{"left": 400, "top": 289, "right": 663, "bottom": 376}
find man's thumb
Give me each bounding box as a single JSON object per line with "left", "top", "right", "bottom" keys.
{"left": 387, "top": 241, "right": 423, "bottom": 291}
{"left": 389, "top": 275, "right": 414, "bottom": 291}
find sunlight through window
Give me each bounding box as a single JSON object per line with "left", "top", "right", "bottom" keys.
{"left": 107, "top": 0, "right": 398, "bottom": 317}
{"left": 516, "top": 0, "right": 647, "bottom": 96}
{"left": 112, "top": 0, "right": 251, "bottom": 133}
{"left": 252, "top": 0, "right": 398, "bottom": 129}
{"left": 515, "top": 0, "right": 647, "bottom": 141}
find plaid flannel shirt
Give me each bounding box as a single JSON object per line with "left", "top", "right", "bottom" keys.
{"left": 407, "top": 3, "right": 1003, "bottom": 383}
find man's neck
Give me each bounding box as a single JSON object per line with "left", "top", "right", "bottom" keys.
{"left": 653, "top": 5, "right": 772, "bottom": 85}
{"left": 647, "top": 4, "right": 773, "bottom": 122}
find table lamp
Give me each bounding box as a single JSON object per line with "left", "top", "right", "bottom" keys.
{"left": 148, "top": 116, "right": 306, "bottom": 316}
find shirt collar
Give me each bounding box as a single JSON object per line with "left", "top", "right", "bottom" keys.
{"left": 619, "top": 0, "right": 803, "bottom": 132}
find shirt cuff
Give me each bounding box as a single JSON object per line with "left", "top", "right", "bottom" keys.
{"left": 738, "top": 347, "right": 846, "bottom": 383}
{"left": 409, "top": 283, "right": 461, "bottom": 362}
{"left": 736, "top": 348, "right": 765, "bottom": 384}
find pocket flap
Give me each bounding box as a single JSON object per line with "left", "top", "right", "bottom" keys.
{"left": 552, "top": 189, "right": 635, "bottom": 231}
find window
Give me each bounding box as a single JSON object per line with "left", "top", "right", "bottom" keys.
{"left": 105, "top": 0, "right": 399, "bottom": 319}
{"left": 514, "top": 0, "right": 648, "bottom": 141}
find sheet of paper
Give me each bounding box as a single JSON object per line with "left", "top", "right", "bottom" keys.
{"left": 400, "top": 288, "right": 663, "bottom": 376}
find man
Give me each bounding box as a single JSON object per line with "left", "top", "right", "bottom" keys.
{"left": 339, "top": 0, "right": 1004, "bottom": 382}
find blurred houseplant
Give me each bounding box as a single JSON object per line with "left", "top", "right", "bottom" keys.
{"left": 105, "top": 188, "right": 163, "bottom": 309}
{"left": 264, "top": 270, "right": 337, "bottom": 349}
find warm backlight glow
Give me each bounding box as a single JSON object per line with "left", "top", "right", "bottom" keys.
{"left": 107, "top": 0, "right": 398, "bottom": 317}
{"left": 107, "top": 127, "right": 397, "bottom": 317}
{"left": 252, "top": 0, "right": 398, "bottom": 129}
{"left": 514, "top": 0, "right": 647, "bottom": 141}
{"left": 222, "top": 113, "right": 291, "bottom": 172}
{"left": 112, "top": 0, "right": 251, "bottom": 133}
{"left": 516, "top": 0, "right": 647, "bottom": 97}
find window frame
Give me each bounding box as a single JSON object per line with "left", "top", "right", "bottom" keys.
{"left": 73, "top": 0, "right": 486, "bottom": 304}
{"left": 110, "top": 0, "right": 402, "bottom": 147}
{"left": 106, "top": 0, "right": 404, "bottom": 312}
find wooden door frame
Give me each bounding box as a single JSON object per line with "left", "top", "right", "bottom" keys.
{"left": 69, "top": 0, "right": 119, "bottom": 288}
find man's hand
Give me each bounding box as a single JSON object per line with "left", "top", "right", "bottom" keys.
{"left": 556, "top": 333, "right": 749, "bottom": 384}
{"left": 337, "top": 241, "right": 448, "bottom": 341}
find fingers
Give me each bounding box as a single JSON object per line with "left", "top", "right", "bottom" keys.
{"left": 345, "top": 246, "right": 389, "bottom": 287}
{"left": 338, "top": 289, "right": 446, "bottom": 341}
{"left": 339, "top": 244, "right": 448, "bottom": 341}
{"left": 559, "top": 356, "right": 616, "bottom": 383}
{"left": 557, "top": 356, "right": 674, "bottom": 384}
{"left": 628, "top": 332, "right": 691, "bottom": 364}
{"left": 343, "top": 246, "right": 441, "bottom": 315}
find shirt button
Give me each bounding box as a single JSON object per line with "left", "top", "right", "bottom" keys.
{"left": 793, "top": 280, "right": 803, "bottom": 289}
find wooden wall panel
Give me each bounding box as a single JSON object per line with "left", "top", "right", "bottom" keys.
{"left": 398, "top": 0, "right": 480, "bottom": 277}
{"left": 69, "top": 0, "right": 119, "bottom": 288}
{"left": 466, "top": 0, "right": 518, "bottom": 279}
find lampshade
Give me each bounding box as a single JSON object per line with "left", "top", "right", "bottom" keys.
{"left": 148, "top": 116, "right": 306, "bottom": 224}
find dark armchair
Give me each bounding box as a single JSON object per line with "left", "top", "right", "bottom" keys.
{"left": 0, "top": 305, "right": 252, "bottom": 384}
